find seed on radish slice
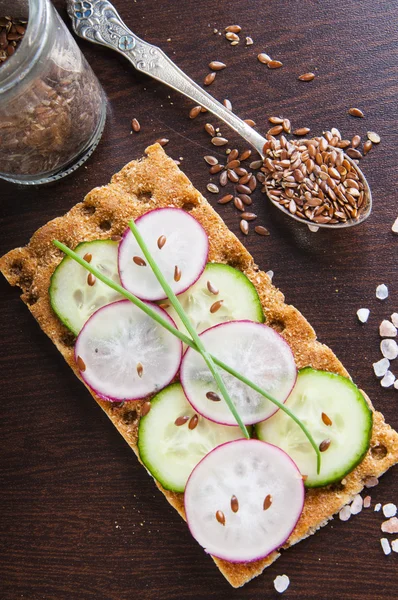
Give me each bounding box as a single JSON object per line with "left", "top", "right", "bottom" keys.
{"left": 184, "top": 439, "right": 304, "bottom": 562}
{"left": 118, "top": 208, "right": 209, "bottom": 301}
{"left": 75, "top": 300, "right": 182, "bottom": 401}
{"left": 180, "top": 321, "right": 297, "bottom": 425}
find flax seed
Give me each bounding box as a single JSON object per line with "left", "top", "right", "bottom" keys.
{"left": 207, "top": 183, "right": 219, "bottom": 193}
{"left": 218, "top": 194, "right": 233, "bottom": 204}
{"left": 319, "top": 438, "right": 331, "bottom": 452}
{"left": 155, "top": 138, "right": 169, "bottom": 146}
{"left": 367, "top": 131, "right": 380, "bottom": 144}
{"left": 244, "top": 119, "right": 256, "bottom": 127}
{"left": 206, "top": 391, "right": 221, "bottom": 401}
{"left": 363, "top": 140, "right": 372, "bottom": 154}
{"left": 298, "top": 72, "right": 315, "bottom": 81}
{"left": 216, "top": 510, "right": 226, "bottom": 525}
{"left": 321, "top": 412, "right": 333, "bottom": 426}
{"left": 223, "top": 98, "right": 232, "bottom": 111}
{"left": 87, "top": 273, "right": 96, "bottom": 286}
{"left": 209, "top": 61, "right": 226, "bottom": 71}
{"left": 255, "top": 225, "right": 270, "bottom": 236}
{"left": 269, "top": 116, "right": 284, "bottom": 124}
{"left": 77, "top": 355, "right": 86, "bottom": 372}
{"left": 136, "top": 362, "right": 144, "bottom": 377}
{"left": 234, "top": 197, "right": 244, "bottom": 211}
{"left": 263, "top": 494, "right": 272, "bottom": 510}
{"left": 83, "top": 253, "right": 92, "bottom": 263}
{"left": 231, "top": 495, "right": 239, "bottom": 513}
{"left": 240, "top": 219, "right": 249, "bottom": 235}
{"left": 225, "top": 32, "right": 239, "bottom": 42}
{"left": 204, "top": 72, "right": 216, "bottom": 86}
{"left": 294, "top": 127, "right": 311, "bottom": 136}
{"left": 133, "top": 256, "right": 146, "bottom": 266}
{"left": 140, "top": 401, "right": 151, "bottom": 417}
{"left": 210, "top": 300, "right": 224, "bottom": 313}
{"left": 209, "top": 164, "right": 223, "bottom": 174}
{"left": 241, "top": 212, "right": 257, "bottom": 220}
{"left": 188, "top": 414, "right": 199, "bottom": 430}
{"left": 157, "top": 235, "right": 166, "bottom": 249}
{"left": 239, "top": 149, "right": 252, "bottom": 161}
{"left": 239, "top": 194, "right": 253, "bottom": 205}
{"left": 219, "top": 170, "right": 228, "bottom": 186}
{"left": 131, "top": 118, "right": 140, "bottom": 132}
{"left": 267, "top": 60, "right": 283, "bottom": 69}
{"left": 189, "top": 105, "right": 202, "bottom": 119}
{"left": 204, "top": 155, "right": 218, "bottom": 165}
{"left": 351, "top": 135, "right": 361, "bottom": 148}
{"left": 205, "top": 123, "right": 216, "bottom": 137}
{"left": 174, "top": 265, "right": 182, "bottom": 282}
{"left": 225, "top": 25, "right": 241, "bottom": 33}
{"left": 258, "top": 53, "right": 272, "bottom": 64}
{"left": 268, "top": 125, "right": 283, "bottom": 135}
{"left": 211, "top": 137, "right": 229, "bottom": 146}
{"left": 175, "top": 415, "right": 189, "bottom": 426}
{"left": 348, "top": 107, "right": 364, "bottom": 118}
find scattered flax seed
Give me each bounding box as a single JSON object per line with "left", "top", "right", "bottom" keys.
{"left": 225, "top": 32, "right": 239, "bottom": 42}
{"left": 175, "top": 415, "right": 189, "bottom": 426}
{"left": 77, "top": 355, "right": 86, "bottom": 372}
{"left": 298, "top": 72, "right": 315, "bottom": 81}
{"left": 225, "top": 25, "right": 241, "bottom": 33}
{"left": 234, "top": 197, "right": 244, "bottom": 211}
{"left": 83, "top": 253, "right": 92, "bottom": 263}
{"left": 231, "top": 495, "right": 239, "bottom": 513}
{"left": 267, "top": 60, "right": 283, "bottom": 69}
{"left": 209, "top": 164, "right": 223, "bottom": 174}
{"left": 250, "top": 159, "right": 263, "bottom": 169}
{"left": 363, "top": 140, "right": 373, "bottom": 155}
{"left": 283, "top": 119, "right": 291, "bottom": 133}
{"left": 158, "top": 302, "right": 170, "bottom": 309}
{"left": 136, "top": 362, "right": 144, "bottom": 378}
{"left": 210, "top": 300, "right": 224, "bottom": 313}
{"left": 241, "top": 212, "right": 257, "bottom": 221}
{"left": 87, "top": 273, "right": 96, "bottom": 286}
{"left": 245, "top": 36, "right": 253, "bottom": 46}
{"left": 189, "top": 105, "right": 202, "bottom": 119}
{"left": 174, "top": 265, "right": 182, "bottom": 282}
{"left": 351, "top": 135, "right": 361, "bottom": 148}
{"left": 111, "top": 235, "right": 122, "bottom": 242}
{"left": 131, "top": 118, "right": 141, "bottom": 132}
{"left": 218, "top": 194, "right": 233, "bottom": 204}
{"left": 207, "top": 183, "right": 219, "bottom": 194}
{"left": 223, "top": 98, "right": 232, "bottom": 111}
{"left": 216, "top": 510, "right": 226, "bottom": 525}
{"left": 133, "top": 256, "right": 146, "bottom": 266}
{"left": 204, "top": 72, "right": 216, "bottom": 86}
{"left": 209, "top": 61, "right": 226, "bottom": 71}
{"left": 367, "top": 131, "right": 381, "bottom": 144}
{"left": 363, "top": 496, "right": 372, "bottom": 508}
{"left": 244, "top": 118, "right": 256, "bottom": 127}
{"left": 204, "top": 155, "right": 218, "bottom": 165}
{"left": 263, "top": 494, "right": 272, "bottom": 510}
{"left": 269, "top": 116, "right": 284, "bottom": 124}
{"left": 155, "top": 138, "right": 169, "bottom": 146}
{"left": 140, "top": 401, "right": 151, "bottom": 417}
{"left": 240, "top": 219, "right": 249, "bottom": 235}
{"left": 157, "top": 235, "right": 166, "bottom": 249}
{"left": 206, "top": 391, "right": 221, "bottom": 402}
{"left": 319, "top": 439, "right": 331, "bottom": 452}
{"left": 293, "top": 127, "right": 310, "bottom": 136}
{"left": 258, "top": 53, "right": 272, "bottom": 64}
{"left": 188, "top": 414, "right": 199, "bottom": 430}
{"left": 321, "top": 412, "right": 332, "bottom": 426}
{"left": 267, "top": 125, "right": 283, "bottom": 135}
{"left": 205, "top": 123, "right": 216, "bottom": 137}
{"left": 219, "top": 170, "right": 228, "bottom": 186}
{"left": 381, "top": 517, "right": 398, "bottom": 534}
{"left": 348, "top": 107, "right": 364, "bottom": 118}
{"left": 239, "top": 149, "right": 252, "bottom": 161}
{"left": 211, "top": 137, "right": 229, "bottom": 146}
{"left": 255, "top": 225, "right": 270, "bottom": 236}
{"left": 207, "top": 280, "right": 219, "bottom": 295}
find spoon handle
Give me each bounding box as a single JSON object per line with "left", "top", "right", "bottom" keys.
{"left": 67, "top": 0, "right": 267, "bottom": 156}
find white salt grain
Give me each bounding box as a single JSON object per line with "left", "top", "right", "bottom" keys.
{"left": 274, "top": 574, "right": 290, "bottom": 594}
{"left": 363, "top": 495, "right": 371, "bottom": 508}
{"left": 379, "top": 320, "right": 397, "bottom": 337}
{"left": 375, "top": 503, "right": 382, "bottom": 512}
{"left": 394, "top": 380, "right": 398, "bottom": 390}
{"left": 392, "top": 539, "right": 398, "bottom": 553}
{"left": 308, "top": 224, "right": 320, "bottom": 233}
{"left": 339, "top": 505, "right": 351, "bottom": 521}
{"left": 373, "top": 358, "right": 390, "bottom": 378}
{"left": 391, "top": 313, "right": 398, "bottom": 328}
{"left": 381, "top": 371, "right": 396, "bottom": 388}
{"left": 383, "top": 503, "right": 397, "bottom": 518}
{"left": 357, "top": 308, "right": 370, "bottom": 323}
{"left": 381, "top": 339, "right": 398, "bottom": 360}
{"left": 364, "top": 475, "right": 379, "bottom": 488}
{"left": 266, "top": 270, "right": 274, "bottom": 281}
{"left": 381, "top": 538, "right": 391, "bottom": 555}
{"left": 381, "top": 517, "right": 398, "bottom": 534}
{"left": 376, "top": 284, "right": 389, "bottom": 300}
{"left": 392, "top": 217, "right": 398, "bottom": 234}
{"left": 350, "top": 494, "right": 364, "bottom": 515}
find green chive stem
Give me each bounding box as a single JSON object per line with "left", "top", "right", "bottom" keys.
{"left": 53, "top": 239, "right": 321, "bottom": 473}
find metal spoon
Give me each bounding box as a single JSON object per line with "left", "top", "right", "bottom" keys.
{"left": 66, "top": 0, "right": 372, "bottom": 230}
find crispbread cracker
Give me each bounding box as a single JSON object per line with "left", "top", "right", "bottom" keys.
{"left": 1, "top": 143, "right": 398, "bottom": 588}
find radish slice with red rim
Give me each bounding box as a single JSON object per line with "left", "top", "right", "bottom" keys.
{"left": 184, "top": 439, "right": 304, "bottom": 563}
{"left": 118, "top": 208, "right": 209, "bottom": 301}
{"left": 180, "top": 321, "right": 297, "bottom": 425}
{"left": 75, "top": 299, "right": 182, "bottom": 401}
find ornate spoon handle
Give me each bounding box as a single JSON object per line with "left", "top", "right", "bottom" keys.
{"left": 67, "top": 0, "right": 267, "bottom": 156}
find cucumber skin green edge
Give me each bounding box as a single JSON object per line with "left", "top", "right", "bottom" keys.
{"left": 256, "top": 366, "right": 374, "bottom": 489}
{"left": 49, "top": 239, "right": 118, "bottom": 336}
{"left": 205, "top": 263, "right": 265, "bottom": 324}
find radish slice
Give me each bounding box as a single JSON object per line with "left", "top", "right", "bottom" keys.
{"left": 118, "top": 208, "right": 209, "bottom": 301}
{"left": 180, "top": 321, "right": 297, "bottom": 425}
{"left": 75, "top": 300, "right": 182, "bottom": 401}
{"left": 184, "top": 439, "right": 304, "bottom": 562}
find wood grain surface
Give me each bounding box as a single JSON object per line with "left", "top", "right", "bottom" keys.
{"left": 1, "top": 0, "right": 397, "bottom": 598}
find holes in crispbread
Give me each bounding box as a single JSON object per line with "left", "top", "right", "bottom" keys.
{"left": 81, "top": 204, "right": 96, "bottom": 216}
{"left": 370, "top": 444, "right": 388, "bottom": 460}
{"left": 123, "top": 409, "right": 138, "bottom": 424}
{"left": 137, "top": 191, "right": 152, "bottom": 202}
{"left": 60, "top": 331, "right": 76, "bottom": 348}
{"left": 99, "top": 220, "right": 112, "bottom": 232}
{"left": 182, "top": 202, "right": 196, "bottom": 212}
{"left": 10, "top": 260, "right": 23, "bottom": 275}
{"left": 269, "top": 319, "right": 286, "bottom": 333}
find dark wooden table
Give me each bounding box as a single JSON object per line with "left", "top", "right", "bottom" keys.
{"left": 1, "top": 1, "right": 397, "bottom": 598}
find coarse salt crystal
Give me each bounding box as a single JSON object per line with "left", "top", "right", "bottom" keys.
{"left": 364, "top": 476, "right": 379, "bottom": 488}
{"left": 357, "top": 308, "right": 370, "bottom": 323}
{"left": 381, "top": 339, "right": 398, "bottom": 360}
{"left": 391, "top": 313, "right": 398, "bottom": 328}
{"left": 350, "top": 494, "right": 364, "bottom": 515}
{"left": 376, "top": 284, "right": 389, "bottom": 300}
{"left": 379, "top": 320, "right": 397, "bottom": 337}
{"left": 394, "top": 380, "right": 398, "bottom": 390}
{"left": 274, "top": 574, "right": 290, "bottom": 594}
{"left": 383, "top": 503, "right": 397, "bottom": 518}
{"left": 266, "top": 270, "right": 274, "bottom": 281}
{"left": 373, "top": 358, "right": 390, "bottom": 378}
{"left": 381, "top": 538, "right": 391, "bottom": 555}
{"left": 381, "top": 371, "right": 396, "bottom": 388}
{"left": 308, "top": 224, "right": 319, "bottom": 233}
{"left": 392, "top": 539, "right": 398, "bottom": 553}
{"left": 339, "top": 505, "right": 351, "bottom": 521}
{"left": 381, "top": 517, "right": 398, "bottom": 534}
{"left": 363, "top": 495, "right": 371, "bottom": 508}
{"left": 392, "top": 217, "right": 398, "bottom": 234}
{"left": 375, "top": 503, "right": 382, "bottom": 512}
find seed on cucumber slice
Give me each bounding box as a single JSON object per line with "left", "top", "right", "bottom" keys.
{"left": 75, "top": 300, "right": 182, "bottom": 402}
{"left": 164, "top": 263, "right": 264, "bottom": 335}
{"left": 138, "top": 383, "right": 247, "bottom": 493}
{"left": 184, "top": 439, "right": 304, "bottom": 563}
{"left": 256, "top": 367, "right": 373, "bottom": 487}
{"left": 50, "top": 239, "right": 122, "bottom": 335}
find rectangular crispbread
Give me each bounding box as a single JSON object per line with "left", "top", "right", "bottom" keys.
{"left": 1, "top": 143, "right": 398, "bottom": 588}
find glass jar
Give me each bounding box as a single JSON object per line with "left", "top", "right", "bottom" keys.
{"left": 0, "top": 0, "right": 106, "bottom": 185}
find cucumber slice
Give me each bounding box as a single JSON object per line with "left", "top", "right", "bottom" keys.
{"left": 256, "top": 367, "right": 373, "bottom": 487}
{"left": 184, "top": 439, "right": 304, "bottom": 563}
{"left": 164, "top": 263, "right": 264, "bottom": 334}
{"left": 50, "top": 239, "right": 122, "bottom": 335}
{"left": 138, "top": 383, "right": 246, "bottom": 493}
